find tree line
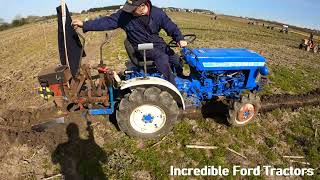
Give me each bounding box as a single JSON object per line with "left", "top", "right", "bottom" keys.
{"left": 0, "top": 13, "right": 76, "bottom": 32}
{"left": 0, "top": 5, "right": 122, "bottom": 32}
{"left": 81, "top": 5, "right": 121, "bottom": 14}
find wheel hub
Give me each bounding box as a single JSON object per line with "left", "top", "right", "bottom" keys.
{"left": 143, "top": 114, "right": 154, "bottom": 123}
{"left": 130, "top": 105, "right": 166, "bottom": 134}
{"left": 237, "top": 103, "right": 255, "bottom": 123}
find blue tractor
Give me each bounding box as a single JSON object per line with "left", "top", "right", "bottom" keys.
{"left": 38, "top": 34, "right": 269, "bottom": 139}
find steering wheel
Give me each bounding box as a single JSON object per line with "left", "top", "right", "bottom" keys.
{"left": 168, "top": 34, "right": 197, "bottom": 48}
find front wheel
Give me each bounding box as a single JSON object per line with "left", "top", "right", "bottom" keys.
{"left": 116, "top": 87, "right": 179, "bottom": 139}
{"left": 227, "top": 93, "right": 261, "bottom": 127}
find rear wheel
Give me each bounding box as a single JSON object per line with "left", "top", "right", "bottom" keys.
{"left": 116, "top": 87, "right": 179, "bottom": 139}
{"left": 227, "top": 93, "right": 261, "bottom": 127}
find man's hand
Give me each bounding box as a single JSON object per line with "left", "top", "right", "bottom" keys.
{"left": 178, "top": 40, "right": 188, "bottom": 48}
{"left": 72, "top": 19, "right": 84, "bottom": 29}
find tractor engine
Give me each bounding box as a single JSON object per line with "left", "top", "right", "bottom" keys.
{"left": 179, "top": 48, "right": 269, "bottom": 106}
{"left": 177, "top": 70, "right": 246, "bottom": 97}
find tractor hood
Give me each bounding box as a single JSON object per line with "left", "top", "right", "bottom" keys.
{"left": 182, "top": 48, "right": 266, "bottom": 71}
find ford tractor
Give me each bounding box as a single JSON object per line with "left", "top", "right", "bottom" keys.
{"left": 37, "top": 3, "right": 268, "bottom": 139}
{"left": 280, "top": 25, "right": 289, "bottom": 34}
{"left": 37, "top": 30, "right": 269, "bottom": 139}
{"left": 299, "top": 38, "right": 319, "bottom": 53}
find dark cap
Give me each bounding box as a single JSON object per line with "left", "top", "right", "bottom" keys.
{"left": 122, "top": 0, "right": 148, "bottom": 13}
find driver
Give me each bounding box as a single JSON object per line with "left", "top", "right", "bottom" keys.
{"left": 72, "top": 0, "right": 187, "bottom": 86}
{"left": 309, "top": 33, "right": 314, "bottom": 46}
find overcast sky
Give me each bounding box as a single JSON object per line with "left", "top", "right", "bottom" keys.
{"left": 0, "top": 0, "right": 319, "bottom": 29}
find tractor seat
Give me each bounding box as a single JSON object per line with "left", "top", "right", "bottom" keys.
{"left": 124, "top": 39, "right": 155, "bottom": 68}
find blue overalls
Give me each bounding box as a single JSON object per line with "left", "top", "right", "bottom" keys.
{"left": 83, "top": 3, "right": 184, "bottom": 85}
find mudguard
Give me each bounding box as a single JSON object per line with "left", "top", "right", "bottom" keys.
{"left": 120, "top": 77, "right": 186, "bottom": 110}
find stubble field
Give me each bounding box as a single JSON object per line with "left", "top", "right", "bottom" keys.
{"left": 0, "top": 11, "right": 319, "bottom": 179}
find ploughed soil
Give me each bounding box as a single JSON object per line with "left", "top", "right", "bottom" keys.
{"left": 0, "top": 105, "right": 115, "bottom": 179}
{"left": 261, "top": 88, "right": 320, "bottom": 112}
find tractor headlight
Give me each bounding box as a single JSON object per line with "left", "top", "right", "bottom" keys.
{"left": 259, "top": 66, "right": 269, "bottom": 76}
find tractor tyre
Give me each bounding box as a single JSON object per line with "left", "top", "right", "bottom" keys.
{"left": 299, "top": 44, "right": 303, "bottom": 49}
{"left": 227, "top": 93, "right": 261, "bottom": 127}
{"left": 314, "top": 46, "right": 318, "bottom": 53}
{"left": 116, "top": 87, "right": 179, "bottom": 139}
{"left": 307, "top": 46, "right": 311, "bottom": 52}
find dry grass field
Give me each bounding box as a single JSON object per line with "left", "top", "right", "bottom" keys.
{"left": 0, "top": 11, "right": 319, "bottom": 179}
